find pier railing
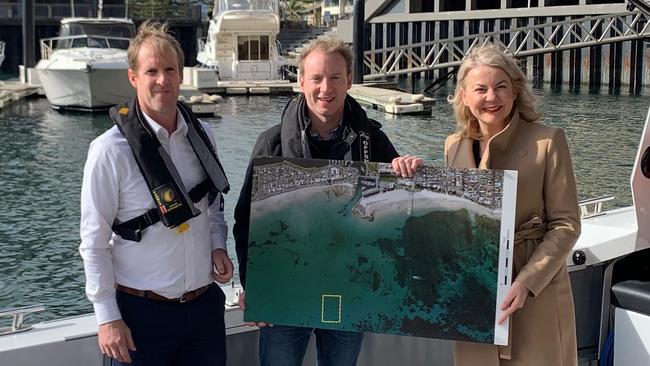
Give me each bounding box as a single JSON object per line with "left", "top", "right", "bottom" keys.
{"left": 363, "top": 10, "right": 650, "bottom": 80}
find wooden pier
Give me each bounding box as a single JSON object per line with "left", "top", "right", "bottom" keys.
{"left": 0, "top": 81, "right": 41, "bottom": 110}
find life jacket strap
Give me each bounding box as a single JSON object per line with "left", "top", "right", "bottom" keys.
{"left": 112, "top": 178, "right": 215, "bottom": 242}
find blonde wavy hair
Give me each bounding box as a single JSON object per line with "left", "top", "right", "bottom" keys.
{"left": 448, "top": 44, "right": 541, "bottom": 140}
{"left": 127, "top": 20, "right": 185, "bottom": 74}
{"left": 298, "top": 36, "right": 353, "bottom": 77}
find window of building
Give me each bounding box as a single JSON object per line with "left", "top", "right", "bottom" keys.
{"left": 508, "top": 0, "right": 539, "bottom": 7}
{"left": 440, "top": 0, "right": 466, "bottom": 12}
{"left": 545, "top": 0, "right": 579, "bottom": 5}
{"left": 472, "top": 0, "right": 500, "bottom": 10}
{"left": 238, "top": 35, "right": 270, "bottom": 61}
{"left": 409, "top": 0, "right": 434, "bottom": 12}
{"left": 586, "top": 0, "right": 624, "bottom": 3}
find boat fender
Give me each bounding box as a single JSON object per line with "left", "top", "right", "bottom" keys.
{"left": 411, "top": 94, "right": 425, "bottom": 102}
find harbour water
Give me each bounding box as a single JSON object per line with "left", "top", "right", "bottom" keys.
{"left": 0, "top": 87, "right": 648, "bottom": 322}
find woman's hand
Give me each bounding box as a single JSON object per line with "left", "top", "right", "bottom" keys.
{"left": 498, "top": 281, "right": 528, "bottom": 324}
{"left": 391, "top": 155, "right": 423, "bottom": 177}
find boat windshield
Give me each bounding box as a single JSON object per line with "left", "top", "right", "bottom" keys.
{"left": 56, "top": 22, "right": 135, "bottom": 50}
{"left": 216, "top": 0, "right": 278, "bottom": 14}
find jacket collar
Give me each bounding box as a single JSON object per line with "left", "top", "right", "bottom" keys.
{"left": 447, "top": 109, "right": 524, "bottom": 169}
{"left": 488, "top": 108, "right": 522, "bottom": 154}
{"left": 279, "top": 94, "right": 372, "bottom": 159}
{"left": 479, "top": 109, "right": 522, "bottom": 168}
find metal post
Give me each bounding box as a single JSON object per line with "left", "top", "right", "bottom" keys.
{"left": 352, "top": 0, "right": 364, "bottom": 84}
{"left": 22, "top": 0, "right": 35, "bottom": 68}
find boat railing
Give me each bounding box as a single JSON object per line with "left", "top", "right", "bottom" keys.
{"left": 579, "top": 195, "right": 615, "bottom": 219}
{"left": 197, "top": 37, "right": 208, "bottom": 56}
{"left": 0, "top": 304, "right": 45, "bottom": 336}
{"left": 40, "top": 35, "right": 131, "bottom": 60}
{"left": 0, "top": 40, "right": 5, "bottom": 64}
{"left": 215, "top": 0, "right": 278, "bottom": 17}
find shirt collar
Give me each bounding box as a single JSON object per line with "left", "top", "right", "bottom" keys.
{"left": 141, "top": 108, "right": 188, "bottom": 140}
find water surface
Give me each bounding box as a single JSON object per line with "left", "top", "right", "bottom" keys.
{"left": 0, "top": 89, "right": 648, "bottom": 321}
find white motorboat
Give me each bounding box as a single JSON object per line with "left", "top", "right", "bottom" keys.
{"left": 0, "top": 40, "right": 5, "bottom": 68}
{"left": 35, "top": 17, "right": 135, "bottom": 111}
{"left": 196, "top": 0, "right": 283, "bottom": 81}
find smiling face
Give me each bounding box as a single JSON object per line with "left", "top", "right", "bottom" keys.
{"left": 128, "top": 42, "right": 181, "bottom": 127}
{"left": 461, "top": 65, "right": 516, "bottom": 137}
{"left": 299, "top": 50, "right": 352, "bottom": 131}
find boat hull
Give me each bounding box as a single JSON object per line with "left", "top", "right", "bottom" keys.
{"left": 36, "top": 65, "right": 133, "bottom": 110}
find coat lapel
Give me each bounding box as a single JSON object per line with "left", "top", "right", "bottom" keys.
{"left": 481, "top": 110, "right": 523, "bottom": 169}
{"left": 446, "top": 134, "right": 477, "bottom": 169}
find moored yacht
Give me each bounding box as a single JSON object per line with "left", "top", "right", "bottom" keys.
{"left": 196, "top": 0, "right": 283, "bottom": 81}
{"left": 35, "top": 17, "right": 135, "bottom": 111}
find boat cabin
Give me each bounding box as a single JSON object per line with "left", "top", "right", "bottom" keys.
{"left": 54, "top": 18, "right": 135, "bottom": 51}
{"left": 197, "top": 0, "right": 281, "bottom": 80}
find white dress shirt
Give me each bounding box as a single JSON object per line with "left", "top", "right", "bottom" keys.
{"left": 79, "top": 109, "right": 228, "bottom": 325}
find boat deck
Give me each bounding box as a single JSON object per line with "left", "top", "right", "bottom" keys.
{"left": 568, "top": 206, "right": 638, "bottom": 270}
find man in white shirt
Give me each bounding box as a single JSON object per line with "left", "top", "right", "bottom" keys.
{"left": 79, "top": 21, "right": 233, "bottom": 366}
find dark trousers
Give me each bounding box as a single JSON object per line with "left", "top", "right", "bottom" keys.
{"left": 259, "top": 325, "right": 363, "bottom": 366}
{"left": 113, "top": 283, "right": 226, "bottom": 366}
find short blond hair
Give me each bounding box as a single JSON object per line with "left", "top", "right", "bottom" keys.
{"left": 298, "top": 36, "right": 353, "bottom": 77}
{"left": 127, "top": 20, "right": 184, "bottom": 74}
{"left": 448, "top": 44, "right": 541, "bottom": 140}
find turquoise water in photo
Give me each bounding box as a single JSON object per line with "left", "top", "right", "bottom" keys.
{"left": 245, "top": 185, "right": 501, "bottom": 342}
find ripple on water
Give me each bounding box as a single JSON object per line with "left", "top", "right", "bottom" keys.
{"left": 0, "top": 91, "right": 648, "bottom": 321}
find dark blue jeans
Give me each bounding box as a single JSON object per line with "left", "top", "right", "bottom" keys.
{"left": 112, "top": 283, "right": 226, "bottom": 366}
{"left": 259, "top": 325, "right": 363, "bottom": 366}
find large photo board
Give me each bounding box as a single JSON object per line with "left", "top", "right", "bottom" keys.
{"left": 244, "top": 157, "right": 517, "bottom": 345}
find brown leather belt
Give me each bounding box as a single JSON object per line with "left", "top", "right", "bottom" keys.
{"left": 115, "top": 284, "right": 210, "bottom": 303}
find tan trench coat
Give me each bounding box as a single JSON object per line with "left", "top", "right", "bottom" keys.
{"left": 445, "top": 112, "right": 581, "bottom": 366}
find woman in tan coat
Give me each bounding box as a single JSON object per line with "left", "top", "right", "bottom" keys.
{"left": 393, "top": 45, "right": 581, "bottom": 366}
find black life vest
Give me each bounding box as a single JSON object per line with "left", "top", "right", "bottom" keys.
{"left": 109, "top": 97, "right": 229, "bottom": 242}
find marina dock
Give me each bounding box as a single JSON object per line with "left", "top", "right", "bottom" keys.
{"left": 184, "top": 67, "right": 434, "bottom": 115}
{"left": 1, "top": 75, "right": 433, "bottom": 116}
{"left": 0, "top": 81, "right": 41, "bottom": 110}
{"left": 347, "top": 85, "right": 434, "bottom": 114}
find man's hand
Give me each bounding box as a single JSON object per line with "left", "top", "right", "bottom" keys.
{"left": 98, "top": 319, "right": 136, "bottom": 363}
{"left": 238, "top": 291, "right": 272, "bottom": 328}
{"left": 391, "top": 155, "right": 424, "bottom": 177}
{"left": 498, "top": 281, "right": 528, "bottom": 324}
{"left": 211, "top": 248, "right": 234, "bottom": 284}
